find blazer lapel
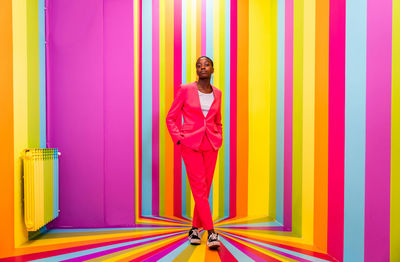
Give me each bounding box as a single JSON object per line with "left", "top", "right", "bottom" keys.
{"left": 191, "top": 82, "right": 204, "bottom": 116}
{"left": 192, "top": 81, "right": 219, "bottom": 118}
{"left": 207, "top": 84, "right": 219, "bottom": 118}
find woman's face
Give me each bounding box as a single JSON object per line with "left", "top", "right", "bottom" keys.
{"left": 196, "top": 57, "right": 214, "bottom": 79}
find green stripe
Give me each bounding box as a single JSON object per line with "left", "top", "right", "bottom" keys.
{"left": 292, "top": 0, "right": 304, "bottom": 235}
{"left": 27, "top": 0, "right": 40, "bottom": 147}
{"left": 269, "top": 0, "right": 278, "bottom": 219}
{"left": 218, "top": 0, "right": 226, "bottom": 221}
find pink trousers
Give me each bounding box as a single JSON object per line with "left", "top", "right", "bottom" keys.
{"left": 181, "top": 133, "right": 218, "bottom": 230}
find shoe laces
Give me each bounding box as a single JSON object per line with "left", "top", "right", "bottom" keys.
{"left": 208, "top": 232, "right": 218, "bottom": 241}
{"left": 190, "top": 228, "right": 199, "bottom": 238}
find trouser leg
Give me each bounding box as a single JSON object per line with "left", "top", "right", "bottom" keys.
{"left": 192, "top": 149, "right": 218, "bottom": 228}
{"left": 181, "top": 144, "right": 214, "bottom": 230}
{"left": 191, "top": 134, "right": 218, "bottom": 229}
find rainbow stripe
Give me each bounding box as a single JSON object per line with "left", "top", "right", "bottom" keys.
{"left": 1, "top": 0, "right": 399, "bottom": 260}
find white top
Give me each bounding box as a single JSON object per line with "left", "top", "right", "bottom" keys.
{"left": 198, "top": 90, "right": 214, "bottom": 117}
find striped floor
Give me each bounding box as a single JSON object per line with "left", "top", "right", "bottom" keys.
{"left": 3, "top": 217, "right": 337, "bottom": 261}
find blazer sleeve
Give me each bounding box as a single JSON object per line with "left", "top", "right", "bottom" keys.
{"left": 166, "top": 86, "right": 185, "bottom": 144}
{"left": 215, "top": 91, "right": 223, "bottom": 135}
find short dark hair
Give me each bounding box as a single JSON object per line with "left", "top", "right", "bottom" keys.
{"left": 196, "top": 56, "right": 214, "bottom": 67}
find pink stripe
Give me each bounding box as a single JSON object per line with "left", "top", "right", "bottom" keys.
{"left": 173, "top": 0, "right": 183, "bottom": 218}
{"left": 229, "top": 0, "right": 237, "bottom": 219}
{"left": 138, "top": 0, "right": 143, "bottom": 220}
{"left": 327, "top": 0, "right": 345, "bottom": 260}
{"left": 201, "top": 0, "right": 207, "bottom": 55}
{"left": 151, "top": 0, "right": 160, "bottom": 216}
{"left": 283, "top": 0, "right": 293, "bottom": 229}
{"left": 364, "top": 0, "right": 392, "bottom": 260}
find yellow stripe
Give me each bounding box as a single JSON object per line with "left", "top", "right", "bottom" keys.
{"left": 212, "top": 0, "right": 220, "bottom": 220}
{"left": 13, "top": 0, "right": 29, "bottom": 247}
{"left": 221, "top": 233, "right": 298, "bottom": 262}
{"left": 18, "top": 228, "right": 186, "bottom": 248}
{"left": 134, "top": 0, "right": 140, "bottom": 223}
{"left": 301, "top": 0, "right": 315, "bottom": 244}
{"left": 248, "top": 0, "right": 270, "bottom": 217}
{"left": 89, "top": 234, "right": 185, "bottom": 261}
{"left": 159, "top": 0, "right": 166, "bottom": 217}
{"left": 217, "top": 228, "right": 320, "bottom": 251}
{"left": 188, "top": 232, "right": 207, "bottom": 261}
{"left": 391, "top": 0, "right": 400, "bottom": 259}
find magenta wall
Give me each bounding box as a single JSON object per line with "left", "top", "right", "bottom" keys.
{"left": 47, "top": 0, "right": 135, "bottom": 227}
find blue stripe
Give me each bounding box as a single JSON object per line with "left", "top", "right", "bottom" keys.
{"left": 219, "top": 236, "right": 255, "bottom": 261}
{"left": 158, "top": 241, "right": 190, "bottom": 262}
{"left": 32, "top": 232, "right": 185, "bottom": 261}
{"left": 224, "top": 0, "right": 230, "bottom": 218}
{"left": 48, "top": 227, "right": 186, "bottom": 233}
{"left": 181, "top": 0, "right": 187, "bottom": 218}
{"left": 141, "top": 0, "right": 152, "bottom": 216}
{"left": 222, "top": 232, "right": 331, "bottom": 262}
{"left": 39, "top": 0, "right": 46, "bottom": 148}
{"left": 218, "top": 221, "right": 281, "bottom": 227}
{"left": 53, "top": 149, "right": 59, "bottom": 219}
{"left": 343, "top": 0, "right": 366, "bottom": 261}
{"left": 275, "top": 0, "right": 285, "bottom": 224}
{"left": 206, "top": 0, "right": 214, "bottom": 213}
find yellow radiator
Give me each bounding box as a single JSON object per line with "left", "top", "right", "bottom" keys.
{"left": 23, "top": 148, "right": 60, "bottom": 231}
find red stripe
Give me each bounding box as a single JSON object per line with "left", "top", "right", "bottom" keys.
{"left": 229, "top": 0, "right": 237, "bottom": 219}
{"left": 218, "top": 242, "right": 239, "bottom": 262}
{"left": 151, "top": 0, "right": 160, "bottom": 217}
{"left": 219, "top": 230, "right": 333, "bottom": 260}
{"left": 327, "top": 0, "right": 345, "bottom": 260}
{"left": 130, "top": 236, "right": 187, "bottom": 261}
{"left": 173, "top": 0, "right": 183, "bottom": 219}
{"left": 221, "top": 234, "right": 282, "bottom": 262}
{"left": 1, "top": 232, "right": 184, "bottom": 261}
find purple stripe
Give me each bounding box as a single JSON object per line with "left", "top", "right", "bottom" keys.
{"left": 364, "top": 0, "right": 392, "bottom": 261}
{"left": 220, "top": 226, "right": 290, "bottom": 231}
{"left": 222, "top": 235, "right": 270, "bottom": 261}
{"left": 223, "top": 235, "right": 311, "bottom": 262}
{"left": 284, "top": 0, "right": 293, "bottom": 229}
{"left": 201, "top": 0, "right": 207, "bottom": 55}
{"left": 142, "top": 237, "right": 188, "bottom": 261}
{"left": 151, "top": 0, "right": 160, "bottom": 216}
{"left": 64, "top": 232, "right": 184, "bottom": 261}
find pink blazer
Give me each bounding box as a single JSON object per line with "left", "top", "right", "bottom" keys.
{"left": 166, "top": 81, "right": 223, "bottom": 151}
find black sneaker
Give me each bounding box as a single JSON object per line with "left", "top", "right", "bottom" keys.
{"left": 188, "top": 228, "right": 201, "bottom": 245}
{"left": 207, "top": 232, "right": 220, "bottom": 249}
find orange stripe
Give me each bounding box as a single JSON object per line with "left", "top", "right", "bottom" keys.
{"left": 196, "top": 0, "right": 201, "bottom": 58}
{"left": 313, "top": 0, "right": 329, "bottom": 252}
{"left": 164, "top": 0, "right": 174, "bottom": 218}
{"left": 236, "top": 0, "right": 249, "bottom": 218}
{"left": 0, "top": 0, "right": 14, "bottom": 257}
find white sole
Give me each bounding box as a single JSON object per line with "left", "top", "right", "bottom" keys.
{"left": 207, "top": 241, "right": 221, "bottom": 249}
{"left": 189, "top": 238, "right": 201, "bottom": 245}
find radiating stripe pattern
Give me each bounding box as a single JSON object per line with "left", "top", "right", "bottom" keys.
{"left": 133, "top": 0, "right": 397, "bottom": 260}
{"left": 5, "top": 0, "right": 398, "bottom": 261}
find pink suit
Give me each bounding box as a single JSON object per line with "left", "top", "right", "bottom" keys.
{"left": 166, "top": 81, "right": 223, "bottom": 230}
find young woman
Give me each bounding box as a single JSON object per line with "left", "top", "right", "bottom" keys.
{"left": 166, "top": 56, "right": 222, "bottom": 249}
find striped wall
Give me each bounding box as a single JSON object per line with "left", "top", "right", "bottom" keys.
{"left": 134, "top": 0, "right": 399, "bottom": 260}
{"left": 1, "top": 0, "right": 399, "bottom": 261}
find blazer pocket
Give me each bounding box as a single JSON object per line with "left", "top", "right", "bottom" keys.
{"left": 181, "top": 123, "right": 195, "bottom": 131}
